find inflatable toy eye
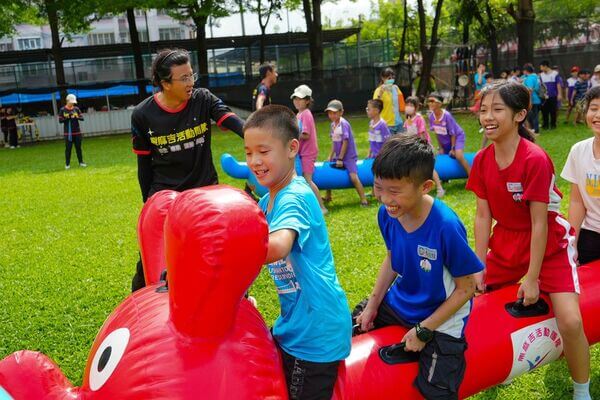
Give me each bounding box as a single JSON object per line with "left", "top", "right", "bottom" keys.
{"left": 89, "top": 328, "right": 130, "bottom": 391}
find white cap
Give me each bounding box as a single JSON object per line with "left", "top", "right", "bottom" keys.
{"left": 290, "top": 84, "right": 312, "bottom": 99}
{"left": 66, "top": 94, "right": 77, "bottom": 104}
{"left": 594, "top": 64, "right": 600, "bottom": 73}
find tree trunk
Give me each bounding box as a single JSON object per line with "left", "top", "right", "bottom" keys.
{"left": 508, "top": 0, "right": 535, "bottom": 66}
{"left": 312, "top": 0, "right": 323, "bottom": 80}
{"left": 303, "top": 0, "right": 323, "bottom": 80}
{"left": 126, "top": 8, "right": 146, "bottom": 100}
{"left": 259, "top": 26, "right": 266, "bottom": 63}
{"left": 416, "top": 0, "right": 444, "bottom": 98}
{"left": 398, "top": 0, "right": 408, "bottom": 62}
{"left": 485, "top": 0, "right": 500, "bottom": 79}
{"left": 193, "top": 16, "right": 210, "bottom": 88}
{"left": 45, "top": 0, "right": 67, "bottom": 103}
{"left": 476, "top": 0, "right": 500, "bottom": 76}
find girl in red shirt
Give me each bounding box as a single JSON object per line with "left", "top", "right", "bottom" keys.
{"left": 466, "top": 82, "right": 591, "bottom": 400}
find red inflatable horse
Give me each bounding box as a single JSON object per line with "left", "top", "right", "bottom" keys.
{"left": 0, "top": 186, "right": 287, "bottom": 399}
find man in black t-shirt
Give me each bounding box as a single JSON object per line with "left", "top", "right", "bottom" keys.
{"left": 252, "top": 63, "right": 278, "bottom": 111}
{"left": 132, "top": 88, "right": 241, "bottom": 199}
{"left": 131, "top": 48, "right": 244, "bottom": 291}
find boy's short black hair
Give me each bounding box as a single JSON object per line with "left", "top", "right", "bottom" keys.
{"left": 540, "top": 60, "right": 550, "bottom": 67}
{"left": 372, "top": 135, "right": 434, "bottom": 184}
{"left": 244, "top": 104, "right": 299, "bottom": 143}
{"left": 259, "top": 63, "right": 274, "bottom": 79}
{"left": 523, "top": 64, "right": 534, "bottom": 73}
{"left": 368, "top": 99, "right": 384, "bottom": 112}
{"left": 583, "top": 86, "right": 600, "bottom": 114}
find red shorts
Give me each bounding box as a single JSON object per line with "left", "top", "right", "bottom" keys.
{"left": 300, "top": 155, "right": 316, "bottom": 175}
{"left": 486, "top": 213, "right": 580, "bottom": 294}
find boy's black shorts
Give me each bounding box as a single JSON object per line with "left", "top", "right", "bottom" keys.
{"left": 276, "top": 342, "right": 340, "bottom": 400}
{"left": 352, "top": 299, "right": 467, "bottom": 400}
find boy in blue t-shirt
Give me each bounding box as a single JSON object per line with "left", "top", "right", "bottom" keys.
{"left": 244, "top": 105, "right": 351, "bottom": 400}
{"left": 354, "top": 135, "right": 483, "bottom": 400}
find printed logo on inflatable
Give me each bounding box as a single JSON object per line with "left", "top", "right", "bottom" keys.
{"left": 503, "top": 318, "right": 563, "bottom": 384}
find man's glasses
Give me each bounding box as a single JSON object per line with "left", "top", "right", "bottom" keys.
{"left": 171, "top": 72, "right": 198, "bottom": 83}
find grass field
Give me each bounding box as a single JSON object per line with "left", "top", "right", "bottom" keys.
{"left": 0, "top": 112, "right": 597, "bottom": 399}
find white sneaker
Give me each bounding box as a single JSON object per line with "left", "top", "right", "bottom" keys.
{"left": 9, "top": 146, "right": 15, "bottom": 149}
{"left": 79, "top": 163, "right": 87, "bottom": 167}
{"left": 3, "top": 143, "right": 8, "bottom": 148}
{"left": 65, "top": 165, "right": 70, "bottom": 170}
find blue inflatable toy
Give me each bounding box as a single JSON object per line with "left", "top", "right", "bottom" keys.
{"left": 221, "top": 153, "right": 476, "bottom": 197}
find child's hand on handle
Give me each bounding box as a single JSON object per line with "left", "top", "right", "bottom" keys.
{"left": 517, "top": 276, "right": 540, "bottom": 306}
{"left": 355, "top": 306, "right": 377, "bottom": 333}
{"left": 335, "top": 160, "right": 344, "bottom": 168}
{"left": 401, "top": 328, "right": 426, "bottom": 352}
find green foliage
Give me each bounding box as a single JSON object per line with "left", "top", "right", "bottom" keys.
{"left": 0, "top": 0, "right": 44, "bottom": 38}
{"left": 37, "top": 0, "right": 104, "bottom": 41}
{"left": 0, "top": 113, "right": 598, "bottom": 399}
{"left": 344, "top": 0, "right": 421, "bottom": 60}
{"left": 534, "top": 0, "right": 600, "bottom": 44}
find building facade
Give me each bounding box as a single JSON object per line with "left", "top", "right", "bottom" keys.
{"left": 0, "top": 10, "right": 194, "bottom": 52}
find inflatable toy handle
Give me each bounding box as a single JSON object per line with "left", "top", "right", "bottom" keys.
{"left": 505, "top": 298, "right": 550, "bottom": 318}
{"left": 378, "top": 342, "right": 419, "bottom": 365}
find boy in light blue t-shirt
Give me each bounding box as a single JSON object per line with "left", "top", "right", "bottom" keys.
{"left": 354, "top": 135, "right": 483, "bottom": 400}
{"left": 244, "top": 104, "right": 351, "bottom": 400}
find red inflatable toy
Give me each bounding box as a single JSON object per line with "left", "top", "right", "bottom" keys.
{"left": 1, "top": 184, "right": 599, "bottom": 400}
{"left": 0, "top": 186, "right": 287, "bottom": 399}
{"left": 333, "top": 262, "right": 600, "bottom": 399}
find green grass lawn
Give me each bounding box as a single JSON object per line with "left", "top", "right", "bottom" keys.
{"left": 0, "top": 112, "right": 597, "bottom": 399}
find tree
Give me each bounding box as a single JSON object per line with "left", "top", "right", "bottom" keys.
{"left": 0, "top": 1, "right": 41, "bottom": 39}
{"left": 466, "top": 0, "right": 501, "bottom": 75}
{"left": 245, "top": 0, "right": 283, "bottom": 63}
{"left": 97, "top": 1, "right": 168, "bottom": 100}
{"left": 416, "top": 0, "right": 444, "bottom": 97}
{"left": 126, "top": 8, "right": 148, "bottom": 99}
{"left": 301, "top": 0, "right": 324, "bottom": 79}
{"left": 42, "top": 0, "right": 101, "bottom": 101}
{"left": 167, "top": 0, "right": 233, "bottom": 87}
{"left": 507, "top": 0, "right": 535, "bottom": 66}
{"left": 347, "top": 0, "right": 420, "bottom": 62}
{"left": 534, "top": 0, "right": 600, "bottom": 46}
{"left": 398, "top": 0, "right": 409, "bottom": 63}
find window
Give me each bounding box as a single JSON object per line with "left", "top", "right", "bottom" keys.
{"left": 19, "top": 63, "right": 47, "bottom": 77}
{"left": 17, "top": 38, "right": 41, "bottom": 50}
{"left": 0, "top": 42, "right": 14, "bottom": 51}
{"left": 119, "top": 30, "right": 149, "bottom": 43}
{"left": 159, "top": 28, "right": 182, "bottom": 41}
{"left": 88, "top": 33, "right": 116, "bottom": 46}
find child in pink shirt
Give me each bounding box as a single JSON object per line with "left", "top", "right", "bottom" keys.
{"left": 404, "top": 96, "right": 445, "bottom": 197}
{"left": 291, "top": 85, "right": 328, "bottom": 214}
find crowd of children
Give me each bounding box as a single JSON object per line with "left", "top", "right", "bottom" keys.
{"left": 472, "top": 62, "right": 600, "bottom": 133}
{"left": 240, "top": 77, "right": 600, "bottom": 400}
